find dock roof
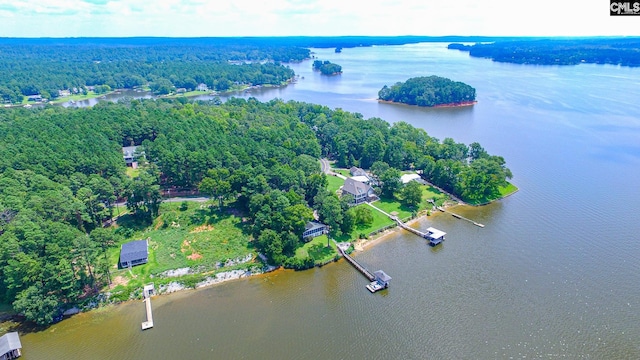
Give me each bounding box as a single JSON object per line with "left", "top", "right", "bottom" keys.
{"left": 374, "top": 270, "right": 392, "bottom": 282}
{"left": 426, "top": 227, "right": 446, "bottom": 240}
{"left": 0, "top": 332, "right": 22, "bottom": 355}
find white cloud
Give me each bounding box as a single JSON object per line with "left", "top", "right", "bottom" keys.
{"left": 0, "top": 0, "right": 637, "bottom": 37}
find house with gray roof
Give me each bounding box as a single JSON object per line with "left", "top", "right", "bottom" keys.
{"left": 119, "top": 239, "right": 149, "bottom": 269}
{"left": 341, "top": 178, "right": 376, "bottom": 205}
{"left": 0, "top": 332, "right": 22, "bottom": 360}
{"left": 302, "top": 221, "right": 328, "bottom": 240}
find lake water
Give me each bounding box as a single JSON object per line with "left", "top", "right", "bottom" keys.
{"left": 27, "top": 43, "right": 640, "bottom": 359}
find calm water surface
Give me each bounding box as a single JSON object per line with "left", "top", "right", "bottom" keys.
{"left": 30, "top": 43, "right": 640, "bottom": 359}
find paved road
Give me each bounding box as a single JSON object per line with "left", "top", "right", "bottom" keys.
{"left": 162, "top": 196, "right": 209, "bottom": 203}
{"left": 320, "top": 158, "right": 331, "bottom": 174}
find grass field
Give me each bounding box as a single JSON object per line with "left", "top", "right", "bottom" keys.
{"left": 421, "top": 184, "right": 449, "bottom": 207}
{"left": 336, "top": 204, "right": 395, "bottom": 242}
{"left": 334, "top": 169, "right": 351, "bottom": 177}
{"left": 326, "top": 174, "right": 345, "bottom": 194}
{"left": 373, "top": 198, "right": 413, "bottom": 220}
{"left": 294, "top": 235, "right": 337, "bottom": 264}
{"left": 107, "top": 201, "right": 254, "bottom": 298}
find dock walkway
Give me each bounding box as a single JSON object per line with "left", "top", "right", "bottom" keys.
{"left": 141, "top": 284, "right": 154, "bottom": 330}
{"left": 141, "top": 297, "right": 153, "bottom": 330}
{"left": 437, "top": 206, "right": 485, "bottom": 227}
{"left": 337, "top": 247, "right": 375, "bottom": 282}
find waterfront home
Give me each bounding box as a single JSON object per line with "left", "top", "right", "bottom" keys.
{"left": 119, "top": 239, "right": 149, "bottom": 269}
{"left": 122, "top": 146, "right": 142, "bottom": 168}
{"left": 302, "top": 221, "right": 328, "bottom": 240}
{"left": 196, "top": 83, "right": 208, "bottom": 91}
{"left": 341, "top": 178, "right": 376, "bottom": 205}
{"left": 0, "top": 332, "right": 22, "bottom": 360}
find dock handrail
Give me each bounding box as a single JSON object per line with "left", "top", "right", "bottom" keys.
{"left": 337, "top": 247, "right": 375, "bottom": 282}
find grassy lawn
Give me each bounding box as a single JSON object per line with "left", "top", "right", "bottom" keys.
{"left": 422, "top": 185, "right": 449, "bottom": 207}
{"left": 294, "top": 235, "right": 337, "bottom": 264}
{"left": 125, "top": 167, "right": 140, "bottom": 178}
{"left": 333, "top": 169, "right": 351, "bottom": 177}
{"left": 327, "top": 174, "right": 345, "bottom": 194}
{"left": 107, "top": 201, "right": 254, "bottom": 297}
{"left": 48, "top": 91, "right": 111, "bottom": 104}
{"left": 373, "top": 198, "right": 414, "bottom": 220}
{"left": 336, "top": 204, "right": 395, "bottom": 241}
{"left": 165, "top": 90, "right": 210, "bottom": 98}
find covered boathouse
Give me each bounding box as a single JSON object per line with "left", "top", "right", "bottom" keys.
{"left": 426, "top": 227, "right": 446, "bottom": 246}
{"left": 0, "top": 332, "right": 22, "bottom": 360}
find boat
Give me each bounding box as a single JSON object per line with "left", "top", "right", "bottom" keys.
{"left": 366, "top": 281, "right": 384, "bottom": 293}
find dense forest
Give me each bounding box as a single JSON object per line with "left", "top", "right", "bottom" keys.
{"left": 312, "top": 60, "right": 343, "bottom": 75}
{"left": 378, "top": 76, "right": 476, "bottom": 107}
{"left": 0, "top": 42, "right": 307, "bottom": 103}
{"left": 0, "top": 98, "right": 511, "bottom": 325}
{"left": 448, "top": 38, "right": 640, "bottom": 66}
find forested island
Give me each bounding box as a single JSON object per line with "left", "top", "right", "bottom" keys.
{"left": 378, "top": 76, "right": 476, "bottom": 107}
{"left": 0, "top": 98, "right": 513, "bottom": 325}
{"left": 312, "top": 60, "right": 343, "bottom": 75}
{"left": 448, "top": 38, "right": 640, "bottom": 66}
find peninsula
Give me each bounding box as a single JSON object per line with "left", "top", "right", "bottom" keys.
{"left": 378, "top": 76, "right": 476, "bottom": 107}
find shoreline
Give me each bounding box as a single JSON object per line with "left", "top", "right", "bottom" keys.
{"left": 377, "top": 99, "right": 477, "bottom": 108}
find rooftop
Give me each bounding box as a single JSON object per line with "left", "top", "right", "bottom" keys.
{"left": 374, "top": 270, "right": 392, "bottom": 282}
{"left": 305, "top": 221, "right": 327, "bottom": 232}
{"left": 120, "top": 239, "right": 148, "bottom": 264}
{"left": 342, "top": 177, "right": 371, "bottom": 196}
{"left": 351, "top": 175, "right": 370, "bottom": 183}
{"left": 0, "top": 332, "right": 21, "bottom": 355}
{"left": 401, "top": 173, "right": 421, "bottom": 184}
{"left": 426, "top": 227, "right": 446, "bottom": 240}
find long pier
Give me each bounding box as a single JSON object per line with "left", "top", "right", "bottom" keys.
{"left": 337, "top": 247, "right": 375, "bottom": 282}
{"left": 141, "top": 298, "right": 153, "bottom": 330}
{"left": 395, "top": 220, "right": 429, "bottom": 238}
{"left": 141, "top": 284, "right": 154, "bottom": 330}
{"left": 437, "top": 207, "right": 485, "bottom": 227}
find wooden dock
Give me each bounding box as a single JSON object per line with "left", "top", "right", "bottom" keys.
{"left": 337, "top": 247, "right": 375, "bottom": 282}
{"left": 395, "top": 219, "right": 430, "bottom": 238}
{"left": 437, "top": 207, "right": 485, "bottom": 227}
{"left": 141, "top": 297, "right": 153, "bottom": 330}
{"left": 141, "top": 284, "right": 155, "bottom": 330}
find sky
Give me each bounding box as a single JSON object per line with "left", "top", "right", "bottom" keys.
{"left": 0, "top": 0, "right": 638, "bottom": 38}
